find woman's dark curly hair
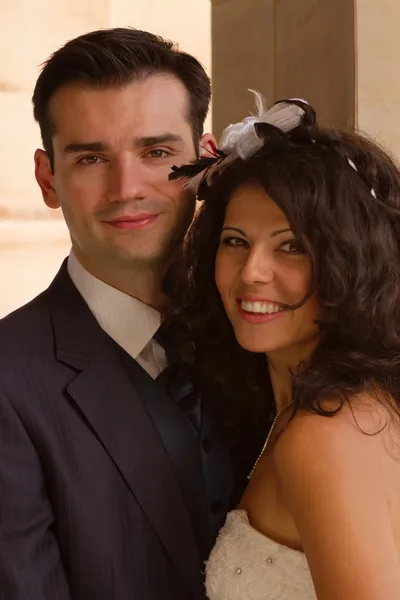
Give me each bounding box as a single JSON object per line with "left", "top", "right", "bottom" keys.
{"left": 165, "top": 106, "right": 400, "bottom": 460}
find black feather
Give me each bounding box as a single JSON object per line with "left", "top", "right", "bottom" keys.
{"left": 168, "top": 149, "right": 226, "bottom": 181}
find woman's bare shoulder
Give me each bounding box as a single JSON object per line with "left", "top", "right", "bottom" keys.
{"left": 273, "top": 395, "right": 399, "bottom": 488}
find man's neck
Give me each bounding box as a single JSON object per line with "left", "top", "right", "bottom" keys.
{"left": 72, "top": 250, "right": 166, "bottom": 311}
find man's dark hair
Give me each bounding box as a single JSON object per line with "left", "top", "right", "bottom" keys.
{"left": 32, "top": 27, "right": 211, "bottom": 170}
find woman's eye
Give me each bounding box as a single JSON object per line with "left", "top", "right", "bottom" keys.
{"left": 279, "top": 239, "right": 304, "bottom": 254}
{"left": 221, "top": 236, "right": 247, "bottom": 248}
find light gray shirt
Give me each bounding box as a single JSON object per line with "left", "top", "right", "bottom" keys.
{"left": 67, "top": 251, "right": 167, "bottom": 379}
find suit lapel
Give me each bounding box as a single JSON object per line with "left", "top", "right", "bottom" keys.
{"left": 66, "top": 362, "right": 203, "bottom": 595}
{"left": 45, "top": 263, "right": 204, "bottom": 598}
{"left": 118, "top": 349, "right": 210, "bottom": 557}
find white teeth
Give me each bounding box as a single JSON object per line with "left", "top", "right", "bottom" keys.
{"left": 240, "top": 300, "right": 281, "bottom": 314}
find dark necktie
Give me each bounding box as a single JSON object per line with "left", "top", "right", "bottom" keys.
{"left": 155, "top": 330, "right": 202, "bottom": 434}
{"left": 154, "top": 328, "right": 234, "bottom": 555}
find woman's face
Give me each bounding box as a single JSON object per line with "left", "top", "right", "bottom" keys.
{"left": 215, "top": 181, "right": 320, "bottom": 364}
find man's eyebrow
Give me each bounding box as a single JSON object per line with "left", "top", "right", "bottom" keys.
{"left": 62, "top": 134, "right": 185, "bottom": 154}
{"left": 133, "top": 133, "right": 185, "bottom": 147}
{"left": 63, "top": 142, "right": 109, "bottom": 154}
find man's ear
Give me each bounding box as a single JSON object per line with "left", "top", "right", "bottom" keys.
{"left": 34, "top": 149, "right": 60, "bottom": 209}
{"left": 198, "top": 133, "right": 218, "bottom": 158}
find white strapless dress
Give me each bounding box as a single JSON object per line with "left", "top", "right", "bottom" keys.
{"left": 205, "top": 510, "right": 317, "bottom": 600}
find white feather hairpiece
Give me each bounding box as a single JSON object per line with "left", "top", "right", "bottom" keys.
{"left": 171, "top": 91, "right": 378, "bottom": 199}
{"left": 184, "top": 91, "right": 308, "bottom": 192}
{"left": 219, "top": 91, "right": 307, "bottom": 158}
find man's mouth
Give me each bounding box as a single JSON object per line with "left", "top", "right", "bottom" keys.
{"left": 105, "top": 214, "right": 159, "bottom": 230}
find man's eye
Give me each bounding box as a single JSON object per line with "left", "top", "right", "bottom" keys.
{"left": 146, "top": 149, "right": 170, "bottom": 159}
{"left": 78, "top": 155, "right": 103, "bottom": 165}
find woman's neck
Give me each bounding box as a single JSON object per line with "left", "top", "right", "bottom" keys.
{"left": 267, "top": 339, "right": 318, "bottom": 412}
{"left": 267, "top": 357, "right": 295, "bottom": 413}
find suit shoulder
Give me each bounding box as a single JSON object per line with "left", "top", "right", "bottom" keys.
{"left": 0, "top": 290, "right": 52, "bottom": 356}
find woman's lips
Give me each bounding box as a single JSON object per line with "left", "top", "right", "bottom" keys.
{"left": 236, "top": 298, "right": 286, "bottom": 324}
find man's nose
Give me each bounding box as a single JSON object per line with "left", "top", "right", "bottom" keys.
{"left": 108, "top": 155, "right": 149, "bottom": 203}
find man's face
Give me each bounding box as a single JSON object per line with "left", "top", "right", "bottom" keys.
{"left": 35, "top": 74, "right": 206, "bottom": 275}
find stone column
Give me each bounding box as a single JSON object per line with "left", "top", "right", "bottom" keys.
{"left": 211, "top": 0, "right": 355, "bottom": 138}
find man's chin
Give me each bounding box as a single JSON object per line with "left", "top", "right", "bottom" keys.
{"left": 111, "top": 248, "right": 170, "bottom": 269}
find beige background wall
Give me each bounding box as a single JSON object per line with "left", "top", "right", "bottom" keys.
{"left": 356, "top": 0, "right": 400, "bottom": 154}
{"left": 0, "top": 0, "right": 210, "bottom": 317}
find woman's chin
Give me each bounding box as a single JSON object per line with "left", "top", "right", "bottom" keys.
{"left": 236, "top": 334, "right": 283, "bottom": 355}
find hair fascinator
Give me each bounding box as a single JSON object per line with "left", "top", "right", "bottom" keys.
{"left": 169, "top": 92, "right": 314, "bottom": 194}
